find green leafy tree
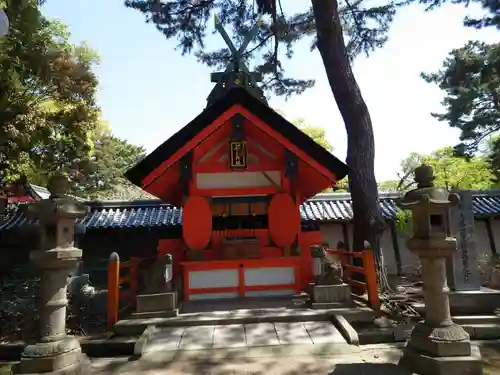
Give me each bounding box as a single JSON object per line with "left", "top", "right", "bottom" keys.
{"left": 421, "top": 41, "right": 500, "bottom": 155}
{"left": 394, "top": 147, "right": 495, "bottom": 234}
{"left": 396, "top": 147, "right": 495, "bottom": 191}
{"left": 332, "top": 177, "right": 349, "bottom": 192}
{"left": 292, "top": 117, "right": 333, "bottom": 152}
{"left": 377, "top": 180, "right": 401, "bottom": 191}
{"left": 77, "top": 126, "right": 147, "bottom": 199}
{"left": 0, "top": 0, "right": 100, "bottom": 186}
{"left": 486, "top": 135, "right": 500, "bottom": 185}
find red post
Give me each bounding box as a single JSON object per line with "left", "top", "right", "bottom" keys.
{"left": 362, "top": 249, "right": 381, "bottom": 315}
{"left": 107, "top": 252, "right": 120, "bottom": 331}
{"left": 238, "top": 265, "right": 245, "bottom": 297}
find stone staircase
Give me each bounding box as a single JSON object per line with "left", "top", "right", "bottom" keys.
{"left": 452, "top": 314, "right": 500, "bottom": 340}
{"left": 113, "top": 305, "right": 375, "bottom": 337}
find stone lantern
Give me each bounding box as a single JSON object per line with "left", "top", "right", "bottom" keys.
{"left": 397, "top": 165, "right": 482, "bottom": 375}
{"left": 14, "top": 173, "right": 90, "bottom": 375}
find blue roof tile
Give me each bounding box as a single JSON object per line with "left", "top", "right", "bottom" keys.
{"left": 2, "top": 190, "right": 500, "bottom": 232}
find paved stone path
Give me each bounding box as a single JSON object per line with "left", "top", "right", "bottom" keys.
{"left": 144, "top": 321, "right": 346, "bottom": 353}
{"left": 91, "top": 344, "right": 415, "bottom": 375}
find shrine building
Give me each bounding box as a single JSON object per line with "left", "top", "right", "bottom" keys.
{"left": 124, "top": 85, "right": 349, "bottom": 301}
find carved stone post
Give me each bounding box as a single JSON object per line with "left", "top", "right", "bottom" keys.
{"left": 14, "top": 173, "right": 90, "bottom": 375}
{"left": 398, "top": 165, "right": 482, "bottom": 375}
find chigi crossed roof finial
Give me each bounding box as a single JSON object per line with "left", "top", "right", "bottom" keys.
{"left": 206, "top": 14, "right": 267, "bottom": 106}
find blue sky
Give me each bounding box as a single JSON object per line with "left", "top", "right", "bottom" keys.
{"left": 41, "top": 0, "right": 498, "bottom": 181}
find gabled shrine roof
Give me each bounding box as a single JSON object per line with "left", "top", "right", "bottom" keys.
{"left": 125, "top": 86, "right": 349, "bottom": 188}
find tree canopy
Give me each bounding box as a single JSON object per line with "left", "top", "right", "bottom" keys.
{"left": 418, "top": 0, "right": 500, "bottom": 29}
{"left": 0, "top": 0, "right": 100, "bottom": 187}
{"left": 422, "top": 41, "right": 500, "bottom": 155}
{"left": 396, "top": 146, "right": 495, "bottom": 191}
{"left": 291, "top": 117, "right": 333, "bottom": 152}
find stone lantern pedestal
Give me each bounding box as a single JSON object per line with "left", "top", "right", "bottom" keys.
{"left": 13, "top": 174, "right": 90, "bottom": 375}
{"left": 400, "top": 237, "right": 482, "bottom": 374}
{"left": 397, "top": 165, "right": 482, "bottom": 375}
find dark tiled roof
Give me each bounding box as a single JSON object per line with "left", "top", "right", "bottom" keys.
{"left": 301, "top": 192, "right": 399, "bottom": 221}
{"left": 2, "top": 190, "right": 500, "bottom": 232}
{"left": 81, "top": 200, "right": 182, "bottom": 229}
{"left": 0, "top": 200, "right": 182, "bottom": 232}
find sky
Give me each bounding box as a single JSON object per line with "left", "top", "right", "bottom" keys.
{"left": 40, "top": 0, "right": 498, "bottom": 182}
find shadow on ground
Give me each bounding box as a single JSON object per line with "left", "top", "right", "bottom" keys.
{"left": 91, "top": 348, "right": 407, "bottom": 375}
{"left": 329, "top": 363, "right": 411, "bottom": 375}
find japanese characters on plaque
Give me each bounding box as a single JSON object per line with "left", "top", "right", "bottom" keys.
{"left": 229, "top": 140, "right": 247, "bottom": 169}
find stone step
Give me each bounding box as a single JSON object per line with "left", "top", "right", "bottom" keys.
{"left": 131, "top": 310, "right": 178, "bottom": 320}
{"left": 410, "top": 288, "right": 500, "bottom": 315}
{"left": 353, "top": 321, "right": 500, "bottom": 344}
{"left": 136, "top": 321, "right": 349, "bottom": 356}
{"left": 452, "top": 315, "right": 500, "bottom": 325}
{"left": 462, "top": 323, "right": 500, "bottom": 340}
{"left": 114, "top": 306, "right": 375, "bottom": 336}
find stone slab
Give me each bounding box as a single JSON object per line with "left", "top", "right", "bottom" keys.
{"left": 411, "top": 287, "right": 500, "bottom": 315}
{"left": 144, "top": 326, "right": 185, "bottom": 353}
{"left": 213, "top": 324, "right": 246, "bottom": 348}
{"left": 134, "top": 325, "right": 156, "bottom": 356}
{"left": 13, "top": 353, "right": 92, "bottom": 375}
{"left": 332, "top": 314, "right": 359, "bottom": 345}
{"left": 178, "top": 326, "right": 214, "bottom": 350}
{"left": 274, "top": 322, "right": 313, "bottom": 345}
{"left": 244, "top": 323, "right": 279, "bottom": 347}
{"left": 304, "top": 321, "right": 346, "bottom": 344}
{"left": 132, "top": 310, "right": 178, "bottom": 320}
{"left": 399, "top": 344, "right": 482, "bottom": 375}
{"left": 311, "top": 302, "right": 348, "bottom": 309}
{"left": 113, "top": 306, "right": 375, "bottom": 336}
{"left": 447, "top": 190, "right": 481, "bottom": 291}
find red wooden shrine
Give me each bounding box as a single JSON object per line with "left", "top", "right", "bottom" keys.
{"left": 126, "top": 86, "right": 349, "bottom": 301}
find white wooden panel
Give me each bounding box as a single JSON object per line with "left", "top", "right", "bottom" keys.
{"left": 244, "top": 267, "right": 294, "bottom": 286}
{"left": 319, "top": 223, "right": 343, "bottom": 248}
{"left": 189, "top": 292, "right": 239, "bottom": 301}
{"left": 189, "top": 269, "right": 238, "bottom": 289}
{"left": 196, "top": 171, "right": 281, "bottom": 189}
{"left": 245, "top": 290, "right": 295, "bottom": 297}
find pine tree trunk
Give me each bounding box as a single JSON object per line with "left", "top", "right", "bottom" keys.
{"left": 310, "top": 0, "right": 389, "bottom": 292}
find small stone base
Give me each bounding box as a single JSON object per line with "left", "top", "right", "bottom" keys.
{"left": 407, "top": 322, "right": 471, "bottom": 357}
{"left": 398, "top": 344, "right": 483, "bottom": 375}
{"left": 13, "top": 353, "right": 91, "bottom": 375}
{"left": 312, "top": 284, "right": 352, "bottom": 304}
{"left": 137, "top": 292, "right": 176, "bottom": 313}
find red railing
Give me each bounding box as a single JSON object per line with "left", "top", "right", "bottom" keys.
{"left": 107, "top": 253, "right": 143, "bottom": 330}
{"left": 324, "top": 248, "right": 380, "bottom": 314}
{"left": 181, "top": 257, "right": 302, "bottom": 300}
